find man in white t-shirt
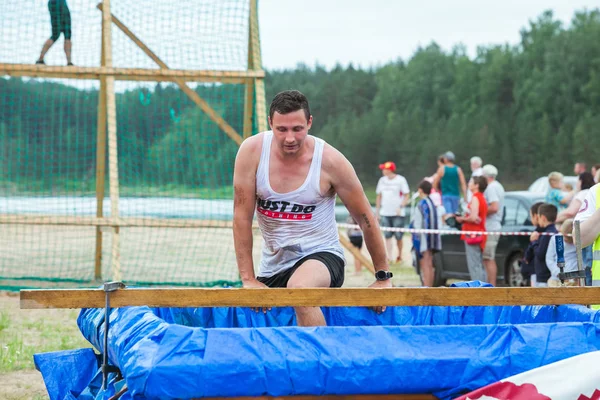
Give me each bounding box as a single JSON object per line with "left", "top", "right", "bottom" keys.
{"left": 482, "top": 164, "right": 505, "bottom": 287}
{"left": 375, "top": 161, "right": 410, "bottom": 264}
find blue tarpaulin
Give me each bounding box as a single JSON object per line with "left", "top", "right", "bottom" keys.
{"left": 35, "top": 282, "right": 600, "bottom": 399}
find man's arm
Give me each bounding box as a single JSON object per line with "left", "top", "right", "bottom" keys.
{"left": 232, "top": 136, "right": 264, "bottom": 288}
{"left": 458, "top": 167, "right": 467, "bottom": 200}
{"left": 375, "top": 194, "right": 382, "bottom": 219}
{"left": 324, "top": 147, "right": 390, "bottom": 277}
{"left": 487, "top": 201, "right": 500, "bottom": 216}
{"left": 579, "top": 208, "right": 600, "bottom": 247}
{"left": 556, "top": 198, "right": 581, "bottom": 223}
{"left": 433, "top": 166, "right": 444, "bottom": 190}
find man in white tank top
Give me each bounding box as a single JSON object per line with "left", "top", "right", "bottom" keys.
{"left": 233, "top": 90, "right": 393, "bottom": 327}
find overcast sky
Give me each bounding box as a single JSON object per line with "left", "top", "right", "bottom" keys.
{"left": 259, "top": 0, "right": 598, "bottom": 71}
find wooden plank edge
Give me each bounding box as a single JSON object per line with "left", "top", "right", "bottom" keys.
{"left": 19, "top": 287, "right": 600, "bottom": 309}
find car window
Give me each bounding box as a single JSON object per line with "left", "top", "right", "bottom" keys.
{"left": 516, "top": 201, "right": 530, "bottom": 226}
{"left": 503, "top": 197, "right": 519, "bottom": 226}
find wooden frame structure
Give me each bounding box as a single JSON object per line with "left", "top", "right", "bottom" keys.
{"left": 0, "top": 0, "right": 372, "bottom": 283}
{"left": 0, "top": 0, "right": 287, "bottom": 282}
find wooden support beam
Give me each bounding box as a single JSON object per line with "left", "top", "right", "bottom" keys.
{"left": 338, "top": 234, "right": 375, "bottom": 273}
{"left": 248, "top": 0, "right": 268, "bottom": 133}
{"left": 242, "top": 2, "right": 256, "bottom": 140}
{"left": 96, "top": 4, "right": 244, "bottom": 146}
{"left": 0, "top": 215, "right": 261, "bottom": 229}
{"left": 20, "top": 286, "right": 600, "bottom": 309}
{"left": 0, "top": 63, "right": 264, "bottom": 83}
{"left": 101, "top": 0, "right": 122, "bottom": 282}
{"left": 94, "top": 15, "right": 108, "bottom": 280}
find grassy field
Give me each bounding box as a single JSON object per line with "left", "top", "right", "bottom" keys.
{"left": 0, "top": 234, "right": 421, "bottom": 399}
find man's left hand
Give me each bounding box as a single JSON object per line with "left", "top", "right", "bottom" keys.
{"left": 369, "top": 279, "right": 392, "bottom": 314}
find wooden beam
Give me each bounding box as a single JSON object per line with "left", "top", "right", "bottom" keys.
{"left": 101, "top": 0, "right": 122, "bottom": 282}
{"left": 248, "top": 0, "right": 268, "bottom": 132}
{"left": 242, "top": 3, "right": 256, "bottom": 140}
{"left": 96, "top": 4, "right": 244, "bottom": 146}
{"left": 20, "top": 286, "right": 600, "bottom": 309}
{"left": 94, "top": 15, "right": 108, "bottom": 280}
{"left": 0, "top": 215, "right": 262, "bottom": 229}
{"left": 0, "top": 63, "right": 264, "bottom": 83}
{"left": 338, "top": 234, "right": 375, "bottom": 274}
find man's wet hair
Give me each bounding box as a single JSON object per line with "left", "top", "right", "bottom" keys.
{"left": 269, "top": 90, "right": 311, "bottom": 121}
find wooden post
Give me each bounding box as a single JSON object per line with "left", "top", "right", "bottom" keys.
{"left": 242, "top": 5, "right": 255, "bottom": 140}
{"left": 101, "top": 0, "right": 121, "bottom": 281}
{"left": 338, "top": 233, "right": 375, "bottom": 274}
{"left": 94, "top": 15, "right": 108, "bottom": 280}
{"left": 96, "top": 4, "right": 243, "bottom": 146}
{"left": 248, "top": 0, "right": 267, "bottom": 133}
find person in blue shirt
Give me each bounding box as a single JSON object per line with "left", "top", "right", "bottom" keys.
{"left": 545, "top": 171, "right": 573, "bottom": 211}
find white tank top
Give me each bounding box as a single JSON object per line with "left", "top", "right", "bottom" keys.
{"left": 255, "top": 131, "right": 345, "bottom": 277}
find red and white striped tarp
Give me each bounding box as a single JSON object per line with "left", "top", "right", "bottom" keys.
{"left": 455, "top": 351, "right": 600, "bottom": 400}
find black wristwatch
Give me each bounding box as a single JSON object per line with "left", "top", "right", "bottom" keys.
{"left": 375, "top": 270, "right": 393, "bottom": 281}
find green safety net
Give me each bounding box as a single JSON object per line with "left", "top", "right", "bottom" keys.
{"left": 0, "top": 0, "right": 262, "bottom": 289}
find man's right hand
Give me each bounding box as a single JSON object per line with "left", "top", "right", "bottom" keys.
{"left": 242, "top": 278, "right": 271, "bottom": 313}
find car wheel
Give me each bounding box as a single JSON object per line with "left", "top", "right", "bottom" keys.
{"left": 505, "top": 252, "right": 525, "bottom": 287}
{"left": 411, "top": 248, "right": 424, "bottom": 285}
{"left": 432, "top": 252, "right": 447, "bottom": 287}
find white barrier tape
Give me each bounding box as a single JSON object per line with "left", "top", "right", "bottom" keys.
{"left": 337, "top": 222, "right": 567, "bottom": 237}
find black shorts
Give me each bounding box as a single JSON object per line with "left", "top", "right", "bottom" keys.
{"left": 257, "top": 252, "right": 345, "bottom": 288}
{"left": 49, "top": 1, "right": 72, "bottom": 40}
{"left": 349, "top": 235, "right": 363, "bottom": 249}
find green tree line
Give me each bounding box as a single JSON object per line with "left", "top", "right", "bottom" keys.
{"left": 266, "top": 9, "right": 600, "bottom": 187}
{"left": 1, "top": 9, "right": 599, "bottom": 195}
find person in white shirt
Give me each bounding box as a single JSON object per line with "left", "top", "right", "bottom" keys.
{"left": 482, "top": 164, "right": 505, "bottom": 287}
{"left": 376, "top": 161, "right": 410, "bottom": 264}
{"left": 233, "top": 90, "right": 392, "bottom": 326}
{"left": 575, "top": 182, "right": 600, "bottom": 290}
{"left": 470, "top": 156, "right": 483, "bottom": 178}
{"left": 557, "top": 172, "right": 595, "bottom": 223}
{"left": 467, "top": 156, "right": 483, "bottom": 202}
{"left": 546, "top": 219, "right": 579, "bottom": 286}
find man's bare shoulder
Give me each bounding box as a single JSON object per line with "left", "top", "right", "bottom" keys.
{"left": 321, "top": 142, "right": 348, "bottom": 174}
{"left": 236, "top": 132, "right": 265, "bottom": 166}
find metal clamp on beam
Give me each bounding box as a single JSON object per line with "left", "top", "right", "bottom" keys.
{"left": 102, "top": 281, "right": 126, "bottom": 390}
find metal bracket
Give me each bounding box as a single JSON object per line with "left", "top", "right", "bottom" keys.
{"left": 102, "top": 281, "right": 126, "bottom": 391}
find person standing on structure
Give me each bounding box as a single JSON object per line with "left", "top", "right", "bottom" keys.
{"left": 36, "top": 0, "right": 73, "bottom": 66}
{"left": 375, "top": 161, "right": 410, "bottom": 264}
{"left": 233, "top": 90, "right": 392, "bottom": 327}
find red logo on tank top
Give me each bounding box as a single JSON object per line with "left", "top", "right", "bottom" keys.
{"left": 256, "top": 198, "right": 315, "bottom": 220}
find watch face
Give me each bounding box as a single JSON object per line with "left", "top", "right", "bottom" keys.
{"left": 376, "top": 270, "right": 387, "bottom": 280}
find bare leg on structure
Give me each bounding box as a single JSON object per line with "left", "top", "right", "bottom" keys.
{"left": 37, "top": 39, "right": 55, "bottom": 63}
{"left": 287, "top": 259, "right": 331, "bottom": 327}
{"left": 64, "top": 39, "right": 72, "bottom": 65}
